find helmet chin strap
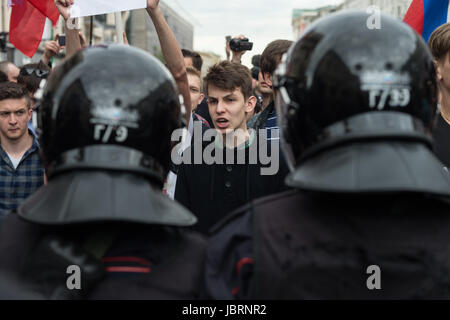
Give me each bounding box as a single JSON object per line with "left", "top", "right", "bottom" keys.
{"left": 47, "top": 145, "right": 166, "bottom": 186}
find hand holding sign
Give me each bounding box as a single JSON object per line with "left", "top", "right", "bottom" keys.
{"left": 146, "top": 0, "right": 160, "bottom": 10}
{"left": 54, "top": 0, "right": 73, "bottom": 20}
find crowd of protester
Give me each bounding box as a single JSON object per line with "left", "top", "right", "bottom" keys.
{"left": 1, "top": 0, "right": 450, "bottom": 300}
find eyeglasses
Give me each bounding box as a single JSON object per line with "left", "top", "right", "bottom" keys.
{"left": 19, "top": 68, "right": 49, "bottom": 79}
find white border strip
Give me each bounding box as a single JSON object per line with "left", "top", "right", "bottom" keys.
{"left": 448, "top": 0, "right": 450, "bottom": 22}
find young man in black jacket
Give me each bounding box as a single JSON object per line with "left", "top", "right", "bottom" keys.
{"left": 175, "top": 61, "right": 289, "bottom": 235}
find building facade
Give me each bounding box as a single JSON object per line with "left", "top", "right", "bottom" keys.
{"left": 292, "top": 5, "right": 343, "bottom": 40}
{"left": 129, "top": 2, "right": 193, "bottom": 59}
{"left": 342, "top": 0, "right": 412, "bottom": 19}
{"left": 292, "top": 1, "right": 413, "bottom": 39}
{"left": 197, "top": 51, "right": 221, "bottom": 76}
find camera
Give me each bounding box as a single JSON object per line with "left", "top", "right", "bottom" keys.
{"left": 229, "top": 38, "right": 253, "bottom": 52}
{"left": 58, "top": 35, "right": 66, "bottom": 47}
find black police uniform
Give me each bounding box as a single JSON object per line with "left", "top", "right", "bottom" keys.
{"left": 0, "top": 207, "right": 206, "bottom": 299}
{"left": 206, "top": 146, "right": 450, "bottom": 299}
{"left": 205, "top": 11, "right": 450, "bottom": 299}
{"left": 0, "top": 45, "right": 207, "bottom": 299}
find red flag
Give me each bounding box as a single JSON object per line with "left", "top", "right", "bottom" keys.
{"left": 28, "top": 0, "right": 59, "bottom": 26}
{"left": 9, "top": 0, "right": 60, "bottom": 58}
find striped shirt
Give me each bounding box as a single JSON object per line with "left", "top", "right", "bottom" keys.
{"left": 247, "top": 102, "right": 280, "bottom": 141}
{"left": 0, "top": 132, "right": 44, "bottom": 218}
{"left": 265, "top": 104, "right": 279, "bottom": 141}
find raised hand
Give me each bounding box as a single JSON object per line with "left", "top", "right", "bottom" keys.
{"left": 146, "top": 0, "right": 160, "bottom": 10}
{"left": 54, "top": 0, "right": 74, "bottom": 20}
{"left": 231, "top": 35, "right": 247, "bottom": 64}
{"left": 42, "top": 34, "right": 63, "bottom": 66}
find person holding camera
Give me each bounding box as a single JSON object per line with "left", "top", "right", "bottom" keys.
{"left": 247, "top": 40, "right": 292, "bottom": 141}
{"left": 226, "top": 35, "right": 253, "bottom": 65}
{"left": 41, "top": 34, "right": 65, "bottom": 68}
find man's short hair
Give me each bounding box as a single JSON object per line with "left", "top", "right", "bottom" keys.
{"left": 0, "top": 61, "right": 12, "bottom": 74}
{"left": 260, "top": 39, "right": 293, "bottom": 76}
{"left": 17, "top": 62, "right": 50, "bottom": 95}
{"left": 0, "top": 81, "right": 31, "bottom": 108}
{"left": 0, "top": 71, "right": 8, "bottom": 83}
{"left": 429, "top": 23, "right": 450, "bottom": 61}
{"left": 204, "top": 61, "right": 252, "bottom": 99}
{"left": 186, "top": 66, "right": 203, "bottom": 90}
{"left": 182, "top": 49, "right": 203, "bottom": 71}
{"left": 251, "top": 66, "right": 260, "bottom": 81}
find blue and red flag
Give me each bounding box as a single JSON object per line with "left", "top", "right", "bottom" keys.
{"left": 9, "top": 0, "right": 59, "bottom": 58}
{"left": 404, "top": 0, "right": 450, "bottom": 42}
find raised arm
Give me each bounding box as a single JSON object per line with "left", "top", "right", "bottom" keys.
{"left": 54, "top": 0, "right": 82, "bottom": 59}
{"left": 146, "top": 0, "right": 191, "bottom": 125}
{"left": 41, "top": 35, "right": 63, "bottom": 67}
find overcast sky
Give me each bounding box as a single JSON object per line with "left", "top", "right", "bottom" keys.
{"left": 162, "top": 0, "right": 344, "bottom": 66}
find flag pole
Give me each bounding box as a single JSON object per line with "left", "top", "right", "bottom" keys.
{"left": 115, "top": 12, "right": 124, "bottom": 44}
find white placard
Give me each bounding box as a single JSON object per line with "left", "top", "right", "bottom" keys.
{"left": 69, "top": 0, "right": 146, "bottom": 18}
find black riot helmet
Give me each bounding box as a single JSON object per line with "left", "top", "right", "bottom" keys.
{"left": 38, "top": 45, "right": 182, "bottom": 184}
{"left": 19, "top": 45, "right": 197, "bottom": 227}
{"left": 275, "top": 11, "right": 450, "bottom": 195}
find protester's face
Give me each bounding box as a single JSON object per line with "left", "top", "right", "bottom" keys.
{"left": 0, "top": 98, "right": 31, "bottom": 142}
{"left": 252, "top": 78, "right": 258, "bottom": 90}
{"left": 187, "top": 73, "right": 204, "bottom": 111}
{"left": 207, "top": 85, "right": 255, "bottom": 135}
{"left": 258, "top": 71, "right": 273, "bottom": 95}
{"left": 437, "top": 55, "right": 450, "bottom": 93}
{"left": 7, "top": 64, "right": 20, "bottom": 83}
